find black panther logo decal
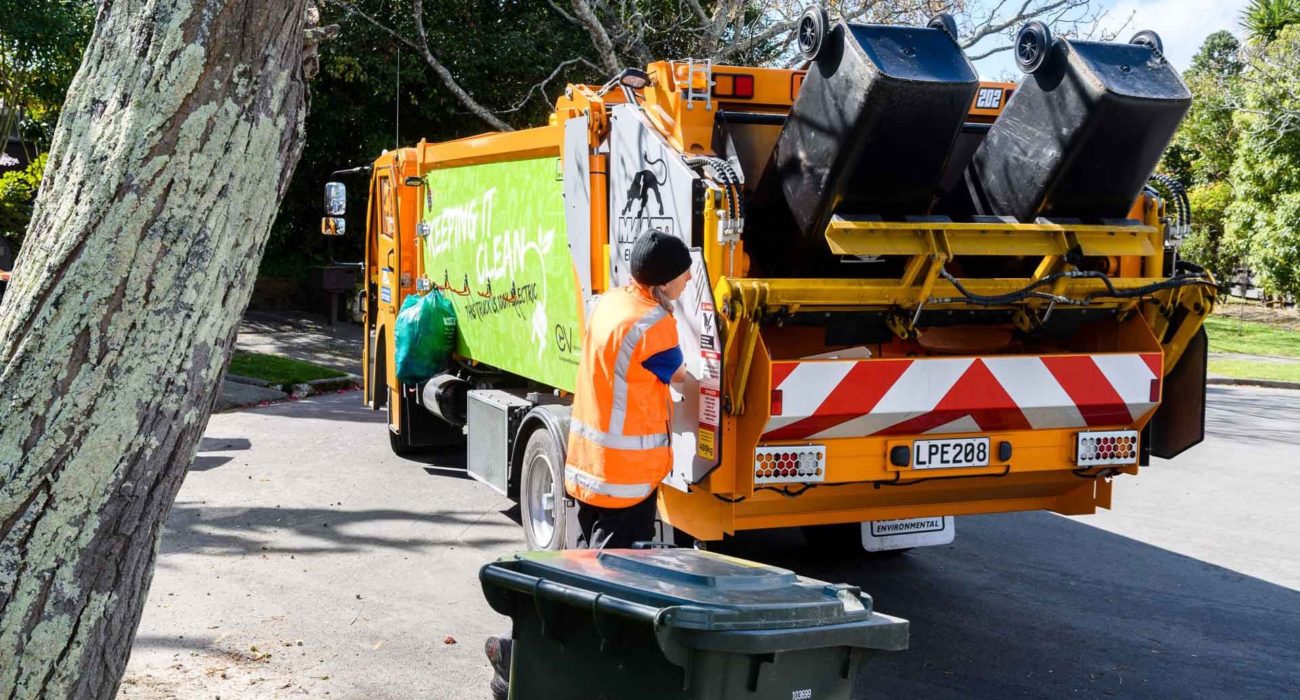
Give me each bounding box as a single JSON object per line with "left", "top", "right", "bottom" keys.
{"left": 622, "top": 154, "right": 667, "bottom": 218}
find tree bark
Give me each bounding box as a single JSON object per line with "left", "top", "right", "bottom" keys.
{"left": 0, "top": 1, "right": 310, "bottom": 697}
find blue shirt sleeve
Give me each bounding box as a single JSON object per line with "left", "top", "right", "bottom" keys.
{"left": 641, "top": 346, "right": 684, "bottom": 384}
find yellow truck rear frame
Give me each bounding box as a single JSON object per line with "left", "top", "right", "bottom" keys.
{"left": 324, "top": 15, "right": 1214, "bottom": 551}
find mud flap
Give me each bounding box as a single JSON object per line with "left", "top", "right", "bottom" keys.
{"left": 1148, "top": 326, "right": 1208, "bottom": 459}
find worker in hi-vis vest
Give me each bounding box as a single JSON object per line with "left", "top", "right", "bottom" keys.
{"left": 565, "top": 229, "right": 693, "bottom": 549}
{"left": 484, "top": 230, "right": 692, "bottom": 700}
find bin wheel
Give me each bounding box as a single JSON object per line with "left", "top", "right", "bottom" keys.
{"left": 1014, "top": 21, "right": 1053, "bottom": 75}
{"left": 521, "top": 429, "right": 570, "bottom": 551}
{"left": 797, "top": 6, "right": 830, "bottom": 61}
{"left": 1130, "top": 30, "right": 1164, "bottom": 56}
{"left": 928, "top": 13, "right": 959, "bottom": 41}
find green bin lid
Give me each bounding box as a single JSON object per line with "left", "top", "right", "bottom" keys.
{"left": 502, "top": 548, "right": 874, "bottom": 632}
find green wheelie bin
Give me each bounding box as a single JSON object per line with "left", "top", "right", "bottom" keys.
{"left": 479, "top": 547, "right": 909, "bottom": 700}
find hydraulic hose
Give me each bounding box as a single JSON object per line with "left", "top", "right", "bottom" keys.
{"left": 933, "top": 268, "right": 1217, "bottom": 307}
{"left": 684, "top": 156, "right": 745, "bottom": 224}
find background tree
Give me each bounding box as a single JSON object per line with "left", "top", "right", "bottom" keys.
{"left": 324, "top": 0, "right": 1113, "bottom": 134}
{"left": 0, "top": 1, "right": 319, "bottom": 697}
{"left": 1241, "top": 0, "right": 1300, "bottom": 44}
{"left": 0, "top": 0, "right": 95, "bottom": 160}
{"left": 1160, "top": 31, "right": 1243, "bottom": 283}
{"left": 0, "top": 0, "right": 95, "bottom": 255}
{"left": 0, "top": 155, "right": 45, "bottom": 252}
{"left": 1224, "top": 24, "right": 1300, "bottom": 298}
{"left": 264, "top": 0, "right": 595, "bottom": 280}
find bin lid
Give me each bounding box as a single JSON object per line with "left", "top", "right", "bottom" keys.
{"left": 499, "top": 548, "right": 876, "bottom": 632}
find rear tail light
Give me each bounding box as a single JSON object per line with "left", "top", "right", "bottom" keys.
{"left": 713, "top": 73, "right": 755, "bottom": 99}
{"left": 754, "top": 445, "right": 825, "bottom": 485}
{"left": 1076, "top": 430, "right": 1140, "bottom": 467}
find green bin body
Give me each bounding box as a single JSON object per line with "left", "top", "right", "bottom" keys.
{"left": 479, "top": 548, "right": 909, "bottom": 700}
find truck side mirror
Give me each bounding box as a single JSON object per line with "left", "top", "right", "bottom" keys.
{"left": 324, "top": 181, "right": 347, "bottom": 216}
{"left": 321, "top": 217, "right": 346, "bottom": 236}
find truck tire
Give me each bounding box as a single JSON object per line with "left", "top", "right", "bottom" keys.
{"left": 520, "top": 429, "right": 570, "bottom": 551}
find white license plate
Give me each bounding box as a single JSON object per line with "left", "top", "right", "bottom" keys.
{"left": 912, "top": 437, "right": 990, "bottom": 469}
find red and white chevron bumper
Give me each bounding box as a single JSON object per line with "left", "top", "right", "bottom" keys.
{"left": 764, "top": 353, "right": 1163, "bottom": 441}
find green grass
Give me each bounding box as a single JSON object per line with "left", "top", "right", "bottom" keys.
{"left": 1208, "top": 359, "right": 1300, "bottom": 383}
{"left": 1204, "top": 315, "right": 1300, "bottom": 359}
{"left": 228, "top": 350, "right": 346, "bottom": 387}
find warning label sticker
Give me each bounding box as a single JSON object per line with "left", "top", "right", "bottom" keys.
{"left": 699, "top": 386, "right": 721, "bottom": 427}
{"left": 697, "top": 426, "right": 716, "bottom": 460}
{"left": 701, "top": 350, "right": 721, "bottom": 384}
{"left": 700, "top": 302, "right": 717, "bottom": 352}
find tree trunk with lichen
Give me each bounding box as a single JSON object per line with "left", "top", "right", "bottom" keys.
{"left": 0, "top": 1, "right": 311, "bottom": 697}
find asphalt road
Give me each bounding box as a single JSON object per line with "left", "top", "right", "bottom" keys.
{"left": 121, "top": 385, "right": 1300, "bottom": 699}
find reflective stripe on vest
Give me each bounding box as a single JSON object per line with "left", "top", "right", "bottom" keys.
{"left": 608, "top": 305, "right": 670, "bottom": 435}
{"left": 564, "top": 466, "right": 655, "bottom": 500}
{"left": 569, "top": 417, "right": 671, "bottom": 450}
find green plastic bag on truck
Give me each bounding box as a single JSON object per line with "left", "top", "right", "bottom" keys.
{"left": 394, "top": 290, "right": 458, "bottom": 384}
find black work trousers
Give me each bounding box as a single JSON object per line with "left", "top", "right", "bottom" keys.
{"left": 576, "top": 489, "right": 658, "bottom": 549}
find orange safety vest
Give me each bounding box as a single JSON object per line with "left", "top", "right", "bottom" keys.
{"left": 565, "top": 284, "right": 679, "bottom": 508}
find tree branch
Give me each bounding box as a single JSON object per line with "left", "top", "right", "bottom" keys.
{"left": 497, "top": 57, "right": 601, "bottom": 114}
{"left": 324, "top": 0, "right": 512, "bottom": 131}
{"left": 569, "top": 0, "right": 623, "bottom": 75}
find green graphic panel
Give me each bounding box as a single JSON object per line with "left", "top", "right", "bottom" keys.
{"left": 421, "top": 157, "right": 582, "bottom": 392}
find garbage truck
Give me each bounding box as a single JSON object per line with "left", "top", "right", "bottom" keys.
{"left": 320, "top": 11, "right": 1215, "bottom": 552}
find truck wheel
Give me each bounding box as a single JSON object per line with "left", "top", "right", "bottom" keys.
{"left": 521, "top": 429, "right": 570, "bottom": 551}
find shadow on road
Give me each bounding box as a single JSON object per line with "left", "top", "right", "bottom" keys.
{"left": 159, "top": 503, "right": 517, "bottom": 557}
{"left": 726, "top": 512, "right": 1299, "bottom": 699}
{"left": 190, "top": 436, "right": 253, "bottom": 472}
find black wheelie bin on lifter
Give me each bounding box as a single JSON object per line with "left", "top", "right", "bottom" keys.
{"left": 480, "top": 548, "right": 909, "bottom": 700}
{"left": 951, "top": 30, "right": 1192, "bottom": 222}
{"left": 744, "top": 14, "right": 979, "bottom": 276}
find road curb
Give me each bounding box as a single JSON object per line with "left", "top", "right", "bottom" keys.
{"left": 1208, "top": 376, "right": 1300, "bottom": 390}
{"left": 305, "top": 375, "right": 362, "bottom": 393}
{"left": 226, "top": 373, "right": 273, "bottom": 388}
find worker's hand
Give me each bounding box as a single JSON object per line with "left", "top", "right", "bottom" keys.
{"left": 671, "top": 363, "right": 688, "bottom": 384}
{"left": 0, "top": 270, "right": 9, "bottom": 282}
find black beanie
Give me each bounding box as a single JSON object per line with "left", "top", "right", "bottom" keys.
{"left": 630, "top": 230, "right": 692, "bottom": 285}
